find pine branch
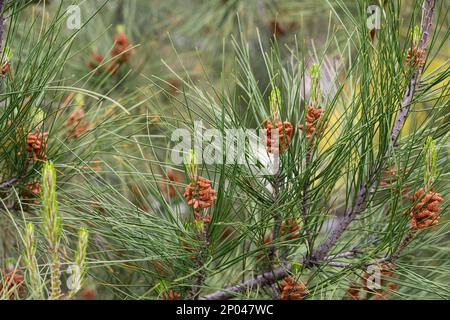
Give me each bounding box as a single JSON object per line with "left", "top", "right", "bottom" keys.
{"left": 199, "top": 247, "right": 364, "bottom": 300}
{"left": 266, "top": 172, "right": 284, "bottom": 299}
{"left": 0, "top": 177, "right": 20, "bottom": 189}
{"left": 199, "top": 265, "right": 289, "bottom": 300}
{"left": 269, "top": 172, "right": 283, "bottom": 260}
{"left": 390, "top": 230, "right": 417, "bottom": 262}
{"left": 301, "top": 145, "right": 314, "bottom": 255}
{"left": 308, "top": 0, "right": 436, "bottom": 263}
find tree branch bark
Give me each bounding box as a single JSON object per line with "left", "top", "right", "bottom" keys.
{"left": 0, "top": 177, "right": 19, "bottom": 189}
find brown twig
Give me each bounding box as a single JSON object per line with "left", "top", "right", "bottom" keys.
{"left": 268, "top": 172, "right": 283, "bottom": 260}
{"left": 0, "top": 177, "right": 20, "bottom": 189}
{"left": 199, "top": 247, "right": 363, "bottom": 300}
{"left": 199, "top": 265, "right": 289, "bottom": 300}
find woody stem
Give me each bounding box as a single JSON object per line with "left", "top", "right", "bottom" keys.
{"left": 390, "top": 229, "right": 417, "bottom": 261}
{"left": 302, "top": 143, "right": 314, "bottom": 255}
{"left": 0, "top": 177, "right": 20, "bottom": 189}
{"left": 269, "top": 172, "right": 283, "bottom": 260}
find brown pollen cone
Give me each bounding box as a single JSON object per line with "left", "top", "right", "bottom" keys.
{"left": 184, "top": 176, "right": 217, "bottom": 209}
{"left": 364, "top": 263, "right": 399, "bottom": 300}
{"left": 26, "top": 131, "right": 48, "bottom": 161}
{"left": 346, "top": 282, "right": 364, "bottom": 300}
{"left": 284, "top": 218, "right": 301, "bottom": 240}
{"left": 80, "top": 287, "right": 97, "bottom": 300}
{"left": 0, "top": 267, "right": 26, "bottom": 300}
{"left": 280, "top": 277, "right": 308, "bottom": 300}
{"left": 408, "top": 188, "right": 442, "bottom": 229}
{"left": 380, "top": 167, "right": 409, "bottom": 197}
{"left": 298, "top": 104, "right": 325, "bottom": 140}
{"left": 87, "top": 52, "right": 105, "bottom": 70}
{"left": 264, "top": 118, "right": 294, "bottom": 154}
{"left": 112, "top": 32, "right": 132, "bottom": 63}
{"left": 406, "top": 46, "right": 426, "bottom": 67}
{"left": 1, "top": 61, "right": 10, "bottom": 75}
{"left": 23, "top": 181, "right": 41, "bottom": 204}
{"left": 269, "top": 20, "right": 286, "bottom": 37}
{"left": 162, "top": 290, "right": 181, "bottom": 300}
{"left": 195, "top": 212, "right": 211, "bottom": 227}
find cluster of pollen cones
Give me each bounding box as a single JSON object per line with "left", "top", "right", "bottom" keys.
{"left": 112, "top": 32, "right": 133, "bottom": 63}
{"left": 162, "top": 290, "right": 181, "bottom": 300}
{"left": 195, "top": 212, "right": 211, "bottom": 226}
{"left": 264, "top": 219, "right": 301, "bottom": 245}
{"left": 88, "top": 31, "right": 132, "bottom": 74}
{"left": 23, "top": 181, "right": 41, "bottom": 204}
{"left": 408, "top": 188, "right": 442, "bottom": 229}
{"left": 264, "top": 118, "right": 294, "bottom": 154}
{"left": 280, "top": 277, "right": 308, "bottom": 300}
{"left": 406, "top": 46, "right": 426, "bottom": 67}
{"left": 0, "top": 267, "right": 26, "bottom": 300}
{"left": 26, "top": 131, "right": 48, "bottom": 161}
{"left": 184, "top": 176, "right": 217, "bottom": 209}
{"left": 347, "top": 263, "right": 398, "bottom": 300}
{"left": 298, "top": 104, "right": 325, "bottom": 140}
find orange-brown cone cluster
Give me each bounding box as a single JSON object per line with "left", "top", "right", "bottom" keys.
{"left": 87, "top": 31, "right": 133, "bottom": 74}
{"left": 298, "top": 104, "right": 325, "bottom": 140}
{"left": 264, "top": 118, "right": 294, "bottom": 154}
{"left": 269, "top": 20, "right": 286, "bottom": 37}
{"left": 0, "top": 267, "right": 26, "bottom": 300}
{"left": 66, "top": 108, "right": 89, "bottom": 138}
{"left": 1, "top": 61, "right": 10, "bottom": 75}
{"left": 365, "top": 263, "right": 399, "bottom": 300}
{"left": 406, "top": 47, "right": 425, "bottom": 67}
{"left": 87, "top": 52, "right": 119, "bottom": 74}
{"left": 346, "top": 263, "right": 398, "bottom": 300}
{"left": 112, "top": 32, "right": 132, "bottom": 63}
{"left": 346, "top": 282, "right": 363, "bottom": 300}
{"left": 162, "top": 290, "right": 181, "bottom": 300}
{"left": 380, "top": 167, "right": 397, "bottom": 187}
{"left": 282, "top": 218, "right": 301, "bottom": 240}
{"left": 23, "top": 181, "right": 41, "bottom": 204}
{"left": 25, "top": 181, "right": 41, "bottom": 195}
{"left": 195, "top": 212, "right": 211, "bottom": 226}
{"left": 280, "top": 277, "right": 308, "bottom": 300}
{"left": 87, "top": 52, "right": 105, "bottom": 70}
{"left": 26, "top": 131, "right": 48, "bottom": 161}
{"left": 380, "top": 167, "right": 409, "bottom": 197}
{"left": 160, "top": 169, "right": 184, "bottom": 198}
{"left": 80, "top": 287, "right": 97, "bottom": 300}
{"left": 259, "top": 219, "right": 301, "bottom": 259}
{"left": 184, "top": 176, "right": 216, "bottom": 209}
{"left": 262, "top": 219, "right": 301, "bottom": 247}
{"left": 408, "top": 188, "right": 442, "bottom": 229}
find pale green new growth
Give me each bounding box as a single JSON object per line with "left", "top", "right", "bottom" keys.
{"left": 40, "top": 161, "right": 62, "bottom": 300}
{"left": 68, "top": 228, "right": 89, "bottom": 298}
{"left": 22, "top": 223, "right": 43, "bottom": 299}
{"left": 269, "top": 87, "right": 282, "bottom": 118}
{"left": 424, "top": 137, "right": 437, "bottom": 190}
{"left": 185, "top": 149, "right": 198, "bottom": 182}
{"left": 309, "top": 63, "right": 321, "bottom": 107}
